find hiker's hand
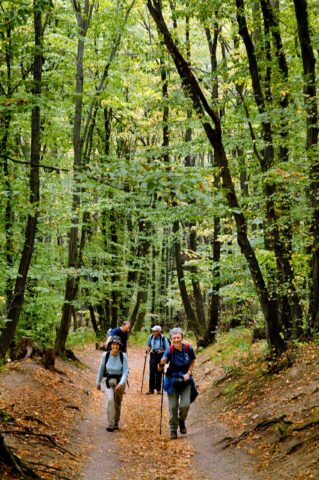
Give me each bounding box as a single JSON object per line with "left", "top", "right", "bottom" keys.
{"left": 115, "top": 384, "right": 122, "bottom": 392}
{"left": 183, "top": 372, "right": 190, "bottom": 381}
{"left": 160, "top": 358, "right": 166, "bottom": 365}
{"left": 97, "top": 385, "right": 101, "bottom": 391}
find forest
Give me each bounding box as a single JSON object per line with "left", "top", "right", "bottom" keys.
{"left": 0, "top": 0, "right": 319, "bottom": 359}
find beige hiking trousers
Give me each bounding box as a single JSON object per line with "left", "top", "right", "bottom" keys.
{"left": 106, "top": 378, "right": 126, "bottom": 428}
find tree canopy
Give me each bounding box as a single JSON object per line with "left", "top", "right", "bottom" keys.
{"left": 0, "top": 0, "right": 318, "bottom": 357}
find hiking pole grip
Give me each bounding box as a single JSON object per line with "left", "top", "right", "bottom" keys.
{"left": 141, "top": 355, "right": 147, "bottom": 394}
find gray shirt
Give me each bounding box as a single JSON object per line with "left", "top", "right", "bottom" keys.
{"left": 96, "top": 351, "right": 129, "bottom": 386}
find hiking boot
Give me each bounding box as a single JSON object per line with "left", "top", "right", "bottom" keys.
{"left": 146, "top": 390, "right": 154, "bottom": 395}
{"left": 170, "top": 430, "right": 177, "bottom": 440}
{"left": 113, "top": 425, "right": 119, "bottom": 431}
{"left": 106, "top": 426, "right": 114, "bottom": 432}
{"left": 179, "top": 419, "right": 187, "bottom": 434}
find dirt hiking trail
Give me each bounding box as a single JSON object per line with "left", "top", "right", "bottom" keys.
{"left": 2, "top": 342, "right": 318, "bottom": 479}
{"left": 77, "top": 346, "right": 259, "bottom": 480}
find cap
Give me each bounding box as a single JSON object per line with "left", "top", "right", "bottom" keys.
{"left": 109, "top": 335, "right": 123, "bottom": 346}
{"left": 151, "top": 325, "right": 162, "bottom": 332}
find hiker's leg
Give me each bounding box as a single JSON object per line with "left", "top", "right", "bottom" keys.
{"left": 154, "top": 353, "right": 162, "bottom": 391}
{"left": 106, "top": 381, "right": 116, "bottom": 427}
{"left": 178, "top": 384, "right": 191, "bottom": 421}
{"left": 114, "top": 383, "right": 126, "bottom": 426}
{"left": 167, "top": 389, "right": 179, "bottom": 432}
{"left": 149, "top": 353, "right": 157, "bottom": 391}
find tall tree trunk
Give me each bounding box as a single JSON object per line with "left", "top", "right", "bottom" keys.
{"left": 147, "top": 0, "right": 285, "bottom": 353}
{"left": 236, "top": 0, "right": 302, "bottom": 338}
{"left": 1, "top": 26, "right": 14, "bottom": 317}
{"left": 88, "top": 305, "right": 100, "bottom": 336}
{"left": 129, "top": 220, "right": 152, "bottom": 327}
{"left": 184, "top": 15, "right": 206, "bottom": 337}
{"left": 0, "top": 0, "right": 42, "bottom": 359}
{"left": 260, "top": 0, "right": 303, "bottom": 337}
{"left": 109, "top": 207, "right": 119, "bottom": 325}
{"left": 55, "top": 0, "right": 94, "bottom": 356}
{"left": 151, "top": 241, "right": 156, "bottom": 315}
{"left": 293, "top": 0, "right": 319, "bottom": 330}
{"left": 2, "top": 113, "right": 14, "bottom": 314}
{"left": 202, "top": 25, "right": 222, "bottom": 346}
{"left": 173, "top": 221, "right": 203, "bottom": 338}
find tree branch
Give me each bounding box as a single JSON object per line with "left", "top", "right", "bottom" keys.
{"left": 0, "top": 154, "right": 69, "bottom": 173}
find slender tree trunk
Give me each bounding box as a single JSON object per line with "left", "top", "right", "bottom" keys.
{"left": 88, "top": 306, "right": 100, "bottom": 336}
{"left": 129, "top": 220, "right": 151, "bottom": 327}
{"left": 173, "top": 221, "right": 203, "bottom": 338}
{"left": 260, "top": 0, "right": 303, "bottom": 337}
{"left": 147, "top": 0, "right": 285, "bottom": 353}
{"left": 0, "top": 0, "right": 42, "bottom": 359}
{"left": 1, "top": 27, "right": 14, "bottom": 316}
{"left": 55, "top": 1, "right": 93, "bottom": 355}
{"left": 237, "top": 0, "right": 302, "bottom": 338}
{"left": 151, "top": 241, "right": 156, "bottom": 315}
{"left": 202, "top": 25, "right": 222, "bottom": 346}
{"left": 2, "top": 114, "right": 14, "bottom": 314}
{"left": 293, "top": 0, "right": 319, "bottom": 330}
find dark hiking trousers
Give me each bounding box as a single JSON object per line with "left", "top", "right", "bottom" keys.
{"left": 149, "top": 352, "right": 163, "bottom": 392}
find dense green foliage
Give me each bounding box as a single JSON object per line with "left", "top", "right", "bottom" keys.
{"left": 0, "top": 0, "right": 318, "bottom": 354}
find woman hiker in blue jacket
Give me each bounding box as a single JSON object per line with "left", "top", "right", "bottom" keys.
{"left": 96, "top": 336, "right": 129, "bottom": 432}
{"left": 158, "top": 327, "right": 196, "bottom": 439}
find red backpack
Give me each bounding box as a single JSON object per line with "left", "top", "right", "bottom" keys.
{"left": 169, "top": 343, "right": 191, "bottom": 354}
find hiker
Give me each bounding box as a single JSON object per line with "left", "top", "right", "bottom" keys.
{"left": 144, "top": 325, "right": 170, "bottom": 395}
{"left": 96, "top": 335, "right": 129, "bottom": 432}
{"left": 158, "top": 327, "right": 196, "bottom": 439}
{"left": 106, "top": 321, "right": 131, "bottom": 352}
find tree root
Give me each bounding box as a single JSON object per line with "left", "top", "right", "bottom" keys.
{"left": 1, "top": 429, "right": 76, "bottom": 457}
{"left": 0, "top": 433, "right": 43, "bottom": 479}
{"left": 293, "top": 418, "right": 319, "bottom": 432}
{"left": 219, "top": 414, "right": 293, "bottom": 448}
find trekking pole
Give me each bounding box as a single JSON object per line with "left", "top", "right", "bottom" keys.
{"left": 159, "top": 369, "right": 164, "bottom": 435}
{"left": 141, "top": 354, "right": 147, "bottom": 394}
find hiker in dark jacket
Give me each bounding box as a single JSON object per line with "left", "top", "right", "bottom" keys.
{"left": 96, "top": 336, "right": 129, "bottom": 432}
{"left": 107, "top": 321, "right": 130, "bottom": 352}
{"left": 158, "top": 327, "right": 196, "bottom": 439}
{"left": 144, "top": 325, "right": 170, "bottom": 394}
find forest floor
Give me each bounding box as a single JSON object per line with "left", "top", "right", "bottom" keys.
{"left": 0, "top": 334, "right": 318, "bottom": 479}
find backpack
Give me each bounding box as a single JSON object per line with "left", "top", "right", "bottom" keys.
{"left": 150, "top": 333, "right": 168, "bottom": 351}
{"left": 104, "top": 350, "right": 124, "bottom": 375}
{"left": 169, "top": 343, "right": 190, "bottom": 354}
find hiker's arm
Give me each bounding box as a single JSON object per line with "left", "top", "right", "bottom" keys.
{"left": 183, "top": 359, "right": 195, "bottom": 381}
{"left": 144, "top": 337, "right": 151, "bottom": 357}
{"left": 96, "top": 352, "right": 106, "bottom": 389}
{"left": 118, "top": 354, "right": 129, "bottom": 387}
{"left": 159, "top": 349, "right": 170, "bottom": 369}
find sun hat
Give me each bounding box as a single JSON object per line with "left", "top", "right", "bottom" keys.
{"left": 151, "top": 325, "right": 162, "bottom": 332}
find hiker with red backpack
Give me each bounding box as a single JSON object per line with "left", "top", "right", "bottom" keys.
{"left": 144, "top": 325, "right": 170, "bottom": 395}
{"left": 96, "top": 336, "right": 129, "bottom": 432}
{"left": 158, "top": 327, "right": 198, "bottom": 439}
